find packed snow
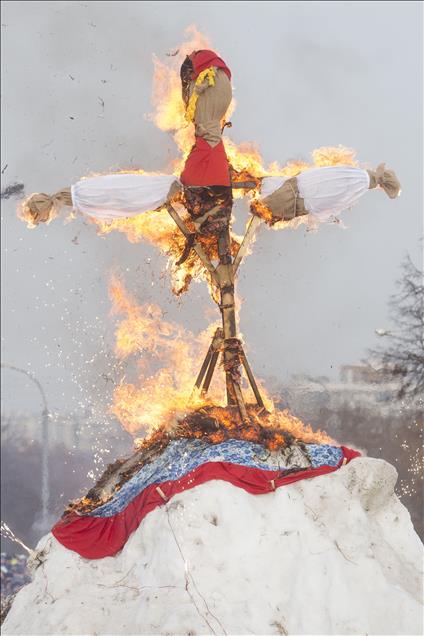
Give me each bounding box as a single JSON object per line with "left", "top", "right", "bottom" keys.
{"left": 3, "top": 457, "right": 423, "bottom": 635}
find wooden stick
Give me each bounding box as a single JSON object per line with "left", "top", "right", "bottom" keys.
{"left": 167, "top": 196, "right": 261, "bottom": 425}
{"left": 230, "top": 181, "right": 258, "bottom": 190}
{"left": 233, "top": 380, "right": 249, "bottom": 423}
{"left": 240, "top": 348, "right": 265, "bottom": 408}
{"left": 202, "top": 349, "right": 220, "bottom": 394}
{"left": 165, "top": 202, "right": 190, "bottom": 237}
{"left": 233, "top": 215, "right": 261, "bottom": 275}
{"left": 194, "top": 343, "right": 214, "bottom": 390}
{"left": 215, "top": 227, "right": 250, "bottom": 422}
{"left": 194, "top": 328, "right": 223, "bottom": 391}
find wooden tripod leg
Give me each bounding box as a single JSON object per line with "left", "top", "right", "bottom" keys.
{"left": 193, "top": 328, "right": 223, "bottom": 393}
{"left": 201, "top": 349, "right": 220, "bottom": 395}
{"left": 194, "top": 342, "right": 214, "bottom": 390}
{"left": 240, "top": 348, "right": 265, "bottom": 408}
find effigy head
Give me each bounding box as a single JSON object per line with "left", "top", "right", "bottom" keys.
{"left": 180, "top": 50, "right": 233, "bottom": 145}
{"left": 180, "top": 50, "right": 232, "bottom": 107}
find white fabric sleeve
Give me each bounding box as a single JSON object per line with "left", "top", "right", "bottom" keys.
{"left": 259, "top": 167, "right": 370, "bottom": 222}
{"left": 71, "top": 174, "right": 178, "bottom": 220}
{"left": 297, "top": 167, "right": 370, "bottom": 221}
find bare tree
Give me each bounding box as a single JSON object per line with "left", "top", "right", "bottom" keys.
{"left": 371, "top": 254, "right": 424, "bottom": 399}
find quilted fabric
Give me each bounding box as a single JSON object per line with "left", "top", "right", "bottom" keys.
{"left": 90, "top": 439, "right": 343, "bottom": 518}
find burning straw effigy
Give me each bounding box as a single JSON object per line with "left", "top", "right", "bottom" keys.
{"left": 17, "top": 41, "right": 399, "bottom": 559}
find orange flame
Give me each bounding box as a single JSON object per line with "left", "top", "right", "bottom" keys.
{"left": 109, "top": 276, "right": 333, "bottom": 447}
{"left": 109, "top": 275, "right": 225, "bottom": 435}
{"left": 92, "top": 193, "right": 241, "bottom": 296}
{"left": 148, "top": 26, "right": 211, "bottom": 171}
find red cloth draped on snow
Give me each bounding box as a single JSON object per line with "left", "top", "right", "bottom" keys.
{"left": 52, "top": 446, "right": 360, "bottom": 560}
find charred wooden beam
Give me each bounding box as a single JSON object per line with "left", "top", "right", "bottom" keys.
{"left": 215, "top": 225, "right": 250, "bottom": 423}
{"left": 202, "top": 348, "right": 220, "bottom": 394}
{"left": 194, "top": 327, "right": 223, "bottom": 391}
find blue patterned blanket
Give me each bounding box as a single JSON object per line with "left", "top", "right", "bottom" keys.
{"left": 90, "top": 439, "right": 342, "bottom": 518}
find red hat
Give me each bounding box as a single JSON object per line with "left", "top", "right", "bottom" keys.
{"left": 189, "top": 50, "right": 231, "bottom": 81}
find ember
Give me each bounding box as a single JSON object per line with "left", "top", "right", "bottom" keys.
{"left": 173, "top": 405, "right": 333, "bottom": 449}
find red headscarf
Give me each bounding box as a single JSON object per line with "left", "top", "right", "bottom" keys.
{"left": 189, "top": 50, "right": 231, "bottom": 81}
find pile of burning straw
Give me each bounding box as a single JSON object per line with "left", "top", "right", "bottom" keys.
{"left": 64, "top": 405, "right": 333, "bottom": 516}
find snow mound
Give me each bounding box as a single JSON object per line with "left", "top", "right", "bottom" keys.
{"left": 3, "top": 457, "right": 423, "bottom": 635}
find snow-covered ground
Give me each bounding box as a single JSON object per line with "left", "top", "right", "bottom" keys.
{"left": 3, "top": 457, "right": 423, "bottom": 635}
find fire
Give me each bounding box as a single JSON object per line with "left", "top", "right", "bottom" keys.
{"left": 108, "top": 275, "right": 225, "bottom": 435}
{"left": 312, "top": 145, "right": 358, "bottom": 167}
{"left": 248, "top": 145, "right": 359, "bottom": 228}
{"left": 109, "top": 276, "right": 333, "bottom": 448}
{"left": 149, "top": 26, "right": 211, "bottom": 159}
{"left": 93, "top": 206, "right": 196, "bottom": 296}
{"left": 176, "top": 405, "right": 333, "bottom": 448}
{"left": 92, "top": 199, "right": 242, "bottom": 297}
{"left": 18, "top": 195, "right": 60, "bottom": 229}
{"left": 18, "top": 26, "right": 338, "bottom": 457}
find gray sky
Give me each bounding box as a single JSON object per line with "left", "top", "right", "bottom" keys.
{"left": 1, "top": 1, "right": 423, "bottom": 419}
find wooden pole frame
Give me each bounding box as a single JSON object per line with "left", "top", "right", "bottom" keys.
{"left": 166, "top": 187, "right": 263, "bottom": 423}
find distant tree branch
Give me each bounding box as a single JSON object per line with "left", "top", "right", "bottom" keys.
{"left": 369, "top": 254, "right": 424, "bottom": 399}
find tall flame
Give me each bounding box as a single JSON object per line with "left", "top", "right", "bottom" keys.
{"left": 109, "top": 275, "right": 224, "bottom": 435}
{"left": 149, "top": 25, "right": 211, "bottom": 171}
{"left": 93, "top": 205, "right": 241, "bottom": 297}
{"left": 109, "top": 275, "right": 333, "bottom": 447}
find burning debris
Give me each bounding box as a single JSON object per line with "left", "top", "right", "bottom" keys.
{"left": 1, "top": 182, "right": 24, "bottom": 200}
{"left": 175, "top": 405, "right": 332, "bottom": 448}
{"left": 65, "top": 403, "right": 334, "bottom": 515}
